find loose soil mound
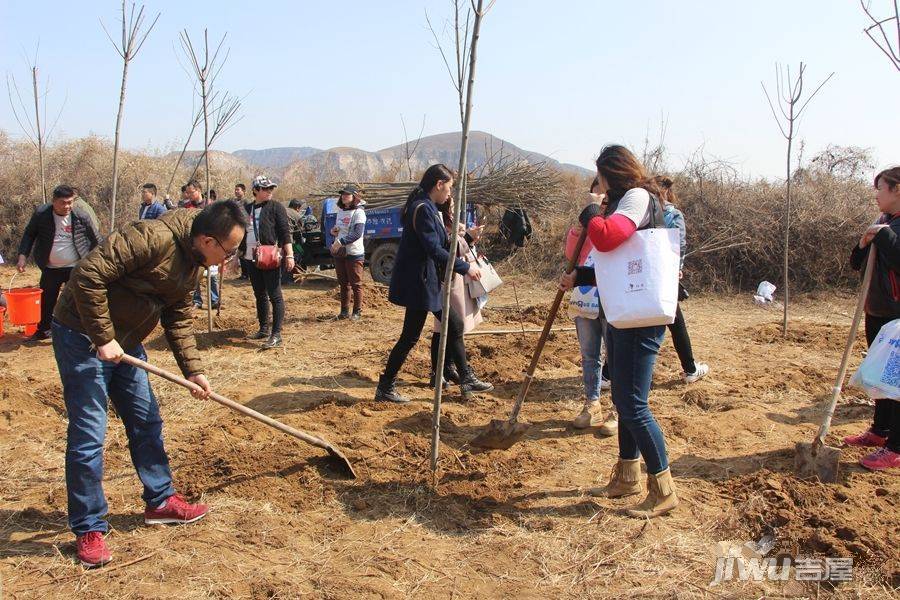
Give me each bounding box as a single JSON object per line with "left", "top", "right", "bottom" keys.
{"left": 722, "top": 469, "right": 898, "bottom": 587}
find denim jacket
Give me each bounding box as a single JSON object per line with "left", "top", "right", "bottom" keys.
{"left": 663, "top": 203, "right": 686, "bottom": 270}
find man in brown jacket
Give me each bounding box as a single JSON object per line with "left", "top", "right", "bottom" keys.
{"left": 51, "top": 201, "right": 248, "bottom": 568}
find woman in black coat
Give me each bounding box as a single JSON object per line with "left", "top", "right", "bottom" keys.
{"left": 376, "top": 164, "right": 493, "bottom": 403}
{"left": 238, "top": 176, "right": 295, "bottom": 349}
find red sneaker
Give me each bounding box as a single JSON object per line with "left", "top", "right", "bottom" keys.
{"left": 144, "top": 493, "right": 209, "bottom": 525}
{"left": 860, "top": 448, "right": 900, "bottom": 471}
{"left": 76, "top": 531, "right": 112, "bottom": 568}
{"left": 843, "top": 429, "right": 887, "bottom": 448}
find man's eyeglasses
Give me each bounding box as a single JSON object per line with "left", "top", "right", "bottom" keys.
{"left": 211, "top": 236, "right": 238, "bottom": 260}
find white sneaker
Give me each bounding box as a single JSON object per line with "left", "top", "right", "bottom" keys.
{"left": 683, "top": 363, "right": 709, "bottom": 384}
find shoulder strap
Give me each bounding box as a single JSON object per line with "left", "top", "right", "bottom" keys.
{"left": 649, "top": 194, "right": 660, "bottom": 229}
{"left": 251, "top": 204, "right": 260, "bottom": 241}
{"left": 411, "top": 202, "right": 425, "bottom": 233}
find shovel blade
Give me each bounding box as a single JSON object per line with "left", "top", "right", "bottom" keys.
{"left": 326, "top": 447, "right": 357, "bottom": 479}
{"left": 794, "top": 441, "right": 841, "bottom": 483}
{"left": 469, "top": 419, "right": 530, "bottom": 450}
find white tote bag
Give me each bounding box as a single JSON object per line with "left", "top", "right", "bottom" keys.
{"left": 466, "top": 250, "right": 503, "bottom": 298}
{"left": 590, "top": 227, "right": 680, "bottom": 328}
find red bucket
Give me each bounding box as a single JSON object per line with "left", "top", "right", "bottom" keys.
{"left": 6, "top": 287, "right": 42, "bottom": 333}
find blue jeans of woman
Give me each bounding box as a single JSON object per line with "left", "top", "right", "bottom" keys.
{"left": 52, "top": 320, "right": 175, "bottom": 534}
{"left": 606, "top": 323, "right": 669, "bottom": 474}
{"left": 574, "top": 316, "right": 607, "bottom": 401}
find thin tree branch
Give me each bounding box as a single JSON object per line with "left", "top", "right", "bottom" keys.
{"left": 424, "top": 9, "right": 460, "bottom": 92}
{"left": 795, "top": 71, "right": 835, "bottom": 117}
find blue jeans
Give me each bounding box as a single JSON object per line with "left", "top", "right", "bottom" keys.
{"left": 606, "top": 323, "right": 669, "bottom": 474}
{"left": 52, "top": 320, "right": 175, "bottom": 534}
{"left": 574, "top": 316, "right": 607, "bottom": 401}
{"left": 193, "top": 271, "right": 219, "bottom": 306}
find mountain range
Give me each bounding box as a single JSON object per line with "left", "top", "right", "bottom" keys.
{"left": 168, "top": 131, "right": 593, "bottom": 185}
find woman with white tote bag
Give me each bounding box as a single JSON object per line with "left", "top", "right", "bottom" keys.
{"left": 559, "top": 145, "right": 679, "bottom": 518}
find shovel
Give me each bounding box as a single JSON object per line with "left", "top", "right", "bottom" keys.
{"left": 794, "top": 247, "right": 875, "bottom": 482}
{"left": 470, "top": 228, "right": 588, "bottom": 449}
{"left": 120, "top": 354, "right": 357, "bottom": 478}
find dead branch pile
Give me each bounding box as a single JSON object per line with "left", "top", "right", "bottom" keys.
{"left": 309, "top": 161, "right": 566, "bottom": 210}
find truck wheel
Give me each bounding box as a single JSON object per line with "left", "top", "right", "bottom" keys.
{"left": 369, "top": 243, "right": 398, "bottom": 285}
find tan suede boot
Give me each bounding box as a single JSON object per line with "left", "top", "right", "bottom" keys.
{"left": 588, "top": 458, "right": 642, "bottom": 498}
{"left": 624, "top": 468, "right": 679, "bottom": 518}
{"left": 596, "top": 407, "right": 618, "bottom": 437}
{"left": 572, "top": 398, "right": 599, "bottom": 429}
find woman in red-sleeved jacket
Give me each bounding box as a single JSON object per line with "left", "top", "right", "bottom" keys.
{"left": 845, "top": 166, "right": 900, "bottom": 472}
{"left": 559, "top": 145, "right": 677, "bottom": 518}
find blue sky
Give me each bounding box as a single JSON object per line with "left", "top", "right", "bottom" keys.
{"left": 1, "top": 0, "right": 897, "bottom": 178}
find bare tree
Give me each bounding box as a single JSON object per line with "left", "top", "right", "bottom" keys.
{"left": 429, "top": 0, "right": 495, "bottom": 477}
{"left": 101, "top": 0, "right": 160, "bottom": 229}
{"left": 184, "top": 93, "right": 243, "bottom": 184}
{"left": 640, "top": 112, "right": 668, "bottom": 175}
{"left": 860, "top": 0, "right": 900, "bottom": 71}
{"left": 6, "top": 48, "right": 66, "bottom": 205}
{"left": 180, "top": 28, "right": 238, "bottom": 332}
{"left": 762, "top": 63, "right": 834, "bottom": 335}
{"left": 165, "top": 103, "right": 205, "bottom": 200}
{"left": 179, "top": 29, "right": 230, "bottom": 200}
{"left": 425, "top": 0, "right": 498, "bottom": 226}
{"left": 400, "top": 113, "right": 427, "bottom": 181}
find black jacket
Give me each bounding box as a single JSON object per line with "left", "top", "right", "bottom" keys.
{"left": 850, "top": 213, "right": 900, "bottom": 318}
{"left": 239, "top": 200, "right": 291, "bottom": 252}
{"left": 18, "top": 202, "right": 101, "bottom": 269}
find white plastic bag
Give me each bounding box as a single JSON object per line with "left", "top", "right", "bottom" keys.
{"left": 849, "top": 318, "right": 900, "bottom": 399}
{"left": 568, "top": 252, "right": 601, "bottom": 320}
{"left": 757, "top": 281, "right": 776, "bottom": 302}
{"left": 590, "top": 227, "right": 680, "bottom": 329}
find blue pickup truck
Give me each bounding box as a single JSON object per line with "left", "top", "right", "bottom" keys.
{"left": 296, "top": 198, "right": 475, "bottom": 285}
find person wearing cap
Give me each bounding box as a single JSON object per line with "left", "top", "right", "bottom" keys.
{"left": 238, "top": 175, "right": 294, "bottom": 349}
{"left": 330, "top": 184, "right": 367, "bottom": 320}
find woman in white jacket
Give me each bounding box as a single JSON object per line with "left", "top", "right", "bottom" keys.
{"left": 330, "top": 185, "right": 367, "bottom": 320}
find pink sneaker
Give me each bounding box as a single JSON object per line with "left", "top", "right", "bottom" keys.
{"left": 860, "top": 447, "right": 900, "bottom": 471}
{"left": 843, "top": 429, "right": 887, "bottom": 448}
{"left": 76, "top": 531, "right": 112, "bottom": 568}
{"left": 144, "top": 493, "right": 209, "bottom": 525}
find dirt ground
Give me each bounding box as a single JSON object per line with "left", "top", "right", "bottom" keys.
{"left": 1, "top": 266, "right": 898, "bottom": 599}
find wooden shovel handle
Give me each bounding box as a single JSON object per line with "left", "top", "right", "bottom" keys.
{"left": 509, "top": 227, "right": 589, "bottom": 422}
{"left": 816, "top": 247, "right": 876, "bottom": 444}
{"left": 119, "top": 354, "right": 334, "bottom": 452}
